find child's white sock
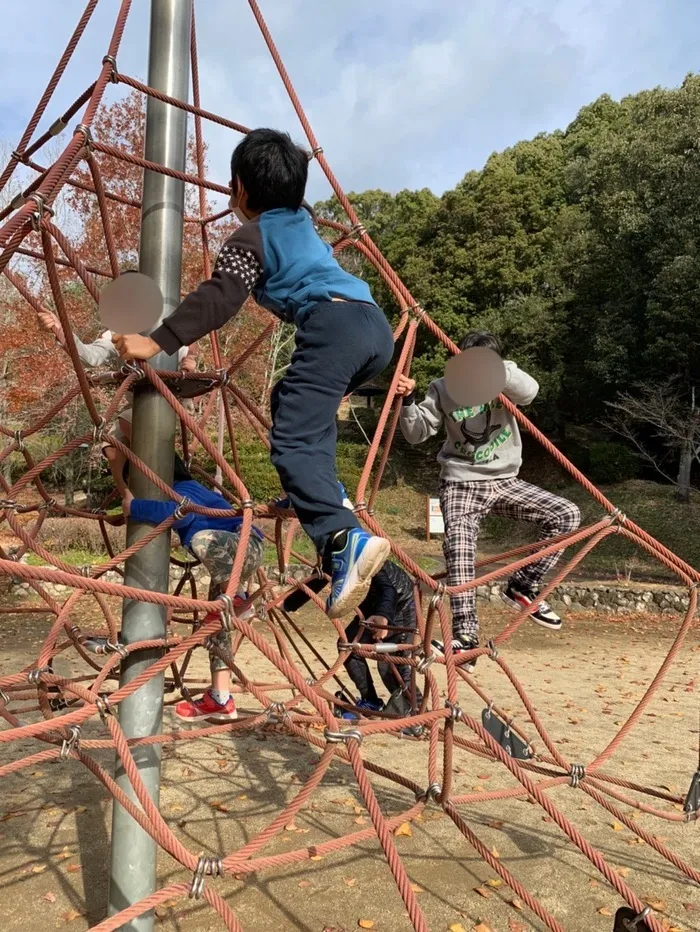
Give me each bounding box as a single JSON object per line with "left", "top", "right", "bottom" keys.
{"left": 210, "top": 688, "right": 230, "bottom": 706}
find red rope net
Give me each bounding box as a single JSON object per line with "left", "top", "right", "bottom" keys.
{"left": 0, "top": 3, "right": 698, "bottom": 930}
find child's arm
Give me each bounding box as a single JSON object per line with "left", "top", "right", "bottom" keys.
{"left": 502, "top": 361, "right": 539, "bottom": 406}
{"left": 112, "top": 225, "right": 264, "bottom": 360}
{"left": 38, "top": 313, "right": 116, "bottom": 368}
{"left": 123, "top": 491, "right": 192, "bottom": 532}
{"left": 397, "top": 376, "right": 444, "bottom": 445}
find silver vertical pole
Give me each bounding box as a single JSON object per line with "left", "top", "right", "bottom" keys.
{"left": 107, "top": 2, "right": 192, "bottom": 929}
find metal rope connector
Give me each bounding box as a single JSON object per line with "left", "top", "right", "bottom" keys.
{"left": 120, "top": 361, "right": 145, "bottom": 379}
{"left": 569, "top": 763, "right": 586, "bottom": 788}
{"left": 0, "top": 688, "right": 10, "bottom": 705}
{"left": 217, "top": 367, "right": 230, "bottom": 386}
{"left": 95, "top": 695, "right": 113, "bottom": 723}
{"left": 350, "top": 222, "right": 366, "bottom": 240}
{"left": 27, "top": 666, "right": 51, "bottom": 685}
{"left": 74, "top": 122, "right": 93, "bottom": 154}
{"left": 323, "top": 726, "right": 363, "bottom": 745}
{"left": 352, "top": 501, "right": 367, "bottom": 514}
{"left": 614, "top": 906, "right": 653, "bottom": 932}
{"left": 92, "top": 417, "right": 107, "bottom": 443}
{"left": 13, "top": 429, "right": 25, "bottom": 453}
{"left": 106, "top": 639, "right": 128, "bottom": 659}
{"left": 27, "top": 192, "right": 54, "bottom": 231}
{"left": 216, "top": 593, "right": 233, "bottom": 632}
{"left": 188, "top": 855, "right": 223, "bottom": 899}
{"left": 102, "top": 54, "right": 119, "bottom": 82}
{"left": 265, "top": 701, "right": 289, "bottom": 725}
{"left": 0, "top": 499, "right": 18, "bottom": 511}
{"left": 80, "top": 564, "right": 92, "bottom": 577}
{"left": 305, "top": 676, "right": 316, "bottom": 687}
{"left": 240, "top": 499, "right": 254, "bottom": 510}
{"left": 445, "top": 700, "right": 464, "bottom": 722}
{"left": 173, "top": 496, "right": 191, "bottom": 521}
{"left": 429, "top": 582, "right": 447, "bottom": 610}
{"left": 48, "top": 115, "right": 67, "bottom": 137}
{"left": 486, "top": 639, "right": 499, "bottom": 661}
{"left": 416, "top": 782, "right": 441, "bottom": 803}
{"left": 407, "top": 303, "right": 426, "bottom": 321}
{"left": 416, "top": 651, "right": 435, "bottom": 675}
{"left": 308, "top": 145, "right": 323, "bottom": 159}
{"left": 60, "top": 725, "right": 81, "bottom": 761}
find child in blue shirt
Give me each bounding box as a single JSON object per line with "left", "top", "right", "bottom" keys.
{"left": 123, "top": 466, "right": 265, "bottom": 722}
{"left": 112, "top": 129, "right": 393, "bottom": 621}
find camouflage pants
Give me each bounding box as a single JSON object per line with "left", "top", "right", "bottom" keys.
{"left": 189, "top": 529, "right": 264, "bottom": 673}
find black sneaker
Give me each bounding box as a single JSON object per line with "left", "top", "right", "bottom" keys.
{"left": 430, "top": 635, "right": 479, "bottom": 673}
{"left": 502, "top": 583, "right": 562, "bottom": 630}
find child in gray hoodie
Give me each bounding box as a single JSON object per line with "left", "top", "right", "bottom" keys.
{"left": 397, "top": 331, "right": 580, "bottom": 661}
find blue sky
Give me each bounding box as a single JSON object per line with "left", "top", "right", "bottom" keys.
{"left": 0, "top": 0, "right": 697, "bottom": 205}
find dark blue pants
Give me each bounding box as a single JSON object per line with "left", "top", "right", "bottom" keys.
{"left": 270, "top": 301, "right": 394, "bottom": 554}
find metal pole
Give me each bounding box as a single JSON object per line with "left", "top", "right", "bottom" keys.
{"left": 107, "top": 2, "right": 192, "bottom": 929}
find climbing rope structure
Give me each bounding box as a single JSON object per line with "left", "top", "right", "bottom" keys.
{"left": 0, "top": 2, "right": 698, "bottom": 930}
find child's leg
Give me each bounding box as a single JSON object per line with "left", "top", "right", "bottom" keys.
{"left": 269, "top": 302, "right": 393, "bottom": 556}
{"left": 490, "top": 479, "right": 581, "bottom": 590}
{"left": 377, "top": 605, "right": 423, "bottom": 706}
{"left": 190, "top": 530, "right": 264, "bottom": 700}
{"left": 342, "top": 617, "right": 381, "bottom": 704}
{"left": 440, "top": 481, "right": 495, "bottom": 643}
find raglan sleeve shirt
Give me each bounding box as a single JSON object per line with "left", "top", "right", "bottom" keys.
{"left": 149, "top": 222, "right": 264, "bottom": 356}
{"left": 399, "top": 380, "right": 444, "bottom": 445}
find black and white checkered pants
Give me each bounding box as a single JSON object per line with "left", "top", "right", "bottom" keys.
{"left": 439, "top": 477, "right": 581, "bottom": 639}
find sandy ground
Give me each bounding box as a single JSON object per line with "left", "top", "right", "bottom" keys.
{"left": 0, "top": 600, "right": 699, "bottom": 932}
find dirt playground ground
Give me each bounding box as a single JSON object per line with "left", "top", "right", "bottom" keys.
{"left": 0, "top": 601, "right": 699, "bottom": 932}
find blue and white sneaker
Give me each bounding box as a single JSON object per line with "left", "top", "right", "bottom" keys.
{"left": 326, "top": 528, "right": 391, "bottom": 619}
{"left": 335, "top": 693, "right": 383, "bottom": 720}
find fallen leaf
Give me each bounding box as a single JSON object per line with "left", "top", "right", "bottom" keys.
{"left": 449, "top": 926, "right": 467, "bottom": 932}
{"left": 31, "top": 771, "right": 45, "bottom": 777}
{"left": 310, "top": 855, "right": 323, "bottom": 861}
{"left": 615, "top": 867, "right": 631, "bottom": 878}
{"left": 684, "top": 903, "right": 700, "bottom": 913}
{"left": 473, "top": 924, "right": 494, "bottom": 932}
{"left": 56, "top": 852, "right": 72, "bottom": 861}
{"left": 490, "top": 847, "right": 500, "bottom": 859}
{"left": 486, "top": 820, "right": 503, "bottom": 829}
{"left": 62, "top": 910, "right": 82, "bottom": 923}
{"left": 486, "top": 878, "right": 503, "bottom": 888}
{"left": 67, "top": 864, "right": 82, "bottom": 874}
{"left": 510, "top": 898, "right": 524, "bottom": 911}
{"left": 474, "top": 886, "right": 491, "bottom": 898}
{"left": 598, "top": 908, "right": 613, "bottom": 917}
{"left": 411, "top": 883, "right": 424, "bottom": 894}
{"left": 354, "top": 816, "right": 367, "bottom": 825}
{"left": 298, "top": 880, "right": 310, "bottom": 888}
{"left": 284, "top": 822, "right": 298, "bottom": 832}
{"left": 31, "top": 864, "right": 47, "bottom": 874}
{"left": 508, "top": 921, "right": 527, "bottom": 932}
{"left": 354, "top": 806, "right": 363, "bottom": 814}
{"left": 358, "top": 921, "right": 375, "bottom": 929}
{"left": 611, "top": 822, "right": 624, "bottom": 831}
{"left": 42, "top": 892, "right": 57, "bottom": 903}
{"left": 645, "top": 899, "right": 668, "bottom": 913}
{"left": 237, "top": 794, "right": 248, "bottom": 801}
{"left": 344, "top": 877, "right": 357, "bottom": 887}
{"left": 394, "top": 822, "right": 412, "bottom": 837}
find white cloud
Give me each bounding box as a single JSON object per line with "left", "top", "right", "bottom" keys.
{"left": 0, "top": 0, "right": 697, "bottom": 207}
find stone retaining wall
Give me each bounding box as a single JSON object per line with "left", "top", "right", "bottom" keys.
{"left": 7, "top": 562, "right": 692, "bottom": 615}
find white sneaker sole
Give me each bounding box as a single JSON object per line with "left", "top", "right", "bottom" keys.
{"left": 500, "top": 592, "right": 562, "bottom": 630}
{"left": 327, "top": 537, "right": 391, "bottom": 619}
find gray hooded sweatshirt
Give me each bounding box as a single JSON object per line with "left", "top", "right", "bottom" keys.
{"left": 399, "top": 361, "right": 539, "bottom": 482}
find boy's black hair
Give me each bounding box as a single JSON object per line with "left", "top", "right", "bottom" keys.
{"left": 231, "top": 129, "right": 308, "bottom": 213}
{"left": 458, "top": 330, "right": 502, "bottom": 355}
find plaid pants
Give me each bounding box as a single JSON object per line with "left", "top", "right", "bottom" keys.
{"left": 189, "top": 530, "right": 264, "bottom": 673}
{"left": 439, "top": 478, "right": 581, "bottom": 639}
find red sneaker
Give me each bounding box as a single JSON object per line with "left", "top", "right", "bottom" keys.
{"left": 174, "top": 689, "right": 238, "bottom": 722}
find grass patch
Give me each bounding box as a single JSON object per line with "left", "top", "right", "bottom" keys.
{"left": 26, "top": 548, "right": 103, "bottom": 567}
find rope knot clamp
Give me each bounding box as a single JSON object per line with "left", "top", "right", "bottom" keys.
{"left": 324, "top": 726, "right": 363, "bottom": 745}
{"left": 27, "top": 192, "right": 54, "bottom": 231}
{"left": 106, "top": 639, "right": 128, "bottom": 659}
{"left": 305, "top": 676, "right": 316, "bottom": 686}
{"left": 350, "top": 222, "right": 366, "bottom": 240}
{"left": 416, "top": 651, "right": 435, "bottom": 674}
{"left": 0, "top": 499, "right": 18, "bottom": 510}
{"left": 309, "top": 146, "right": 323, "bottom": 159}
{"left": 102, "top": 54, "right": 119, "bottom": 82}
{"left": 416, "top": 782, "right": 442, "bottom": 803}
{"left": 445, "top": 700, "right": 464, "bottom": 722}
{"left": 408, "top": 303, "right": 426, "bottom": 321}
{"left": 569, "top": 763, "right": 586, "bottom": 788}
{"left": 11, "top": 150, "right": 24, "bottom": 162}
{"left": 0, "top": 688, "right": 10, "bottom": 705}
{"left": 42, "top": 497, "right": 58, "bottom": 512}
{"left": 173, "top": 496, "right": 191, "bottom": 521}
{"left": 608, "top": 507, "right": 627, "bottom": 530}
{"left": 74, "top": 123, "right": 93, "bottom": 153}
{"left": 13, "top": 429, "right": 25, "bottom": 452}
{"left": 216, "top": 367, "right": 230, "bottom": 386}
{"left": 95, "top": 695, "right": 113, "bottom": 722}
{"left": 352, "top": 501, "right": 367, "bottom": 514}
{"left": 120, "top": 361, "right": 145, "bottom": 379}
{"left": 28, "top": 666, "right": 51, "bottom": 685}
{"left": 188, "top": 855, "right": 223, "bottom": 899}
{"left": 240, "top": 499, "right": 254, "bottom": 510}
{"left": 92, "top": 417, "right": 107, "bottom": 443}
{"left": 80, "top": 564, "right": 92, "bottom": 577}
{"left": 429, "top": 582, "right": 447, "bottom": 609}
{"left": 265, "top": 701, "right": 289, "bottom": 725}
{"left": 486, "top": 639, "right": 499, "bottom": 661}
{"left": 216, "top": 594, "right": 234, "bottom": 632}
{"left": 60, "top": 725, "right": 81, "bottom": 760}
